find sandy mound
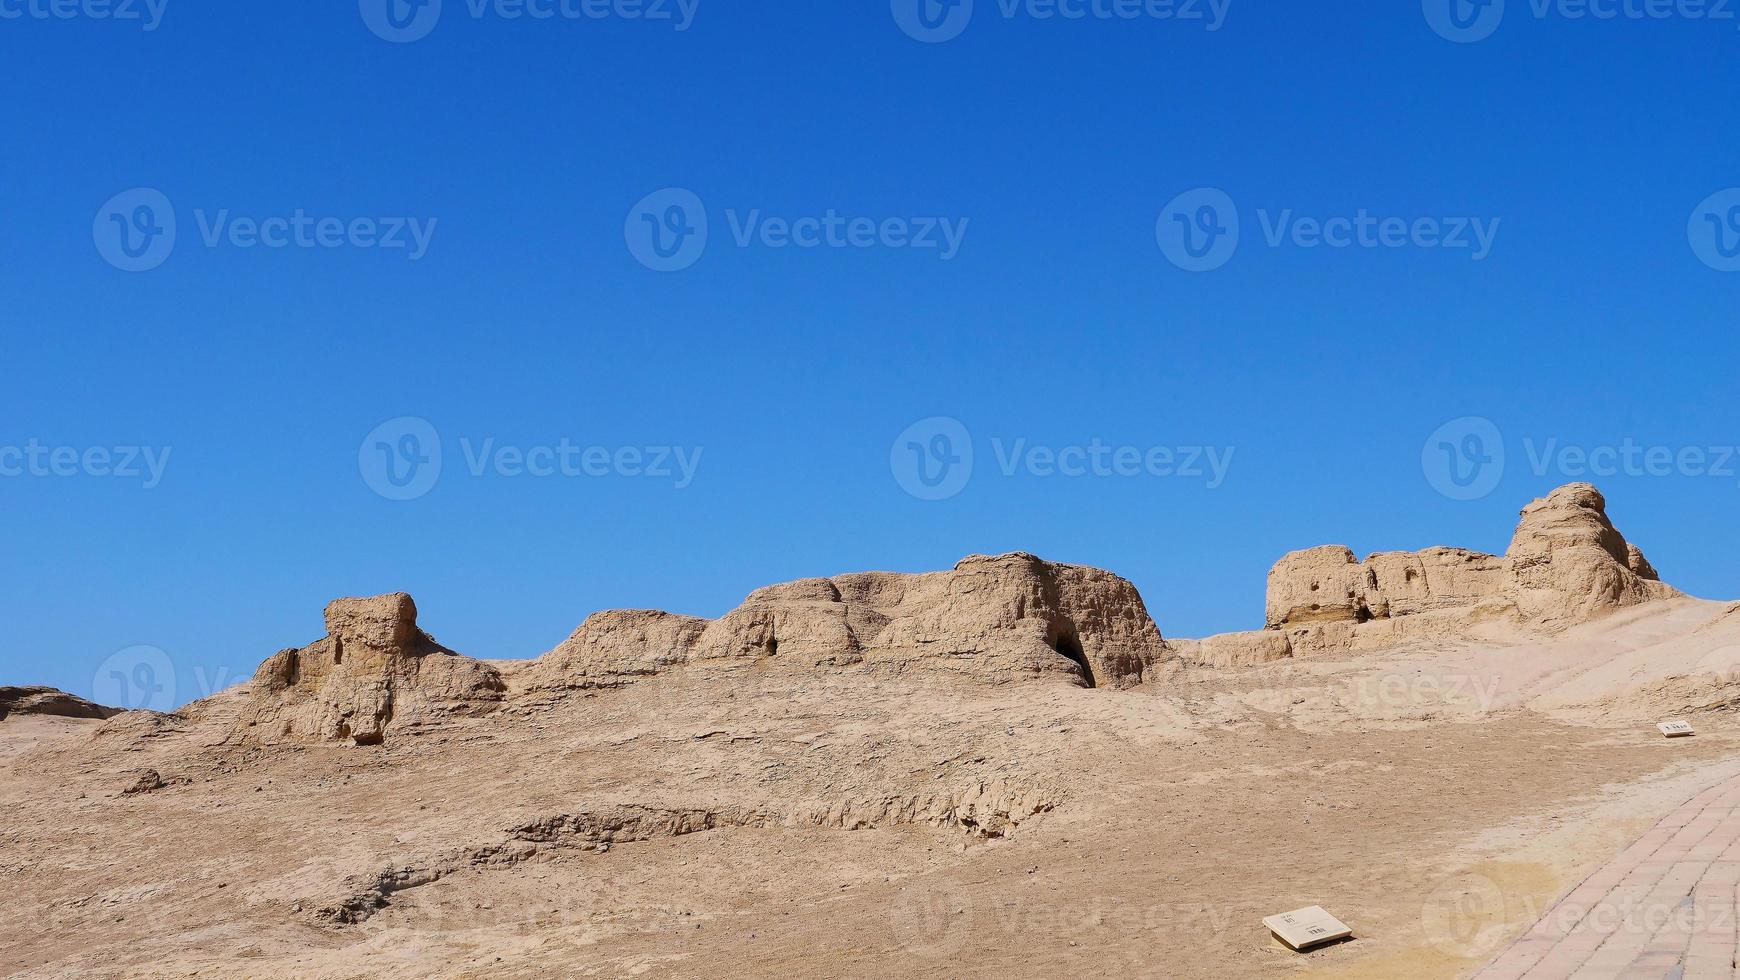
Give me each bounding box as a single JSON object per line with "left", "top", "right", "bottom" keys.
{"left": 241, "top": 593, "right": 506, "bottom": 745}
{"left": 243, "top": 554, "right": 1168, "bottom": 748}
{"left": 522, "top": 552, "right": 1169, "bottom": 693}
{"left": 1214, "top": 483, "right": 1680, "bottom": 662}
{"left": 4, "top": 482, "right": 1736, "bottom": 979}
{"left": 0, "top": 687, "right": 119, "bottom": 722}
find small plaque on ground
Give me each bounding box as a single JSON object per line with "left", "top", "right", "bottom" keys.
{"left": 1659, "top": 720, "right": 1695, "bottom": 738}
{"left": 1262, "top": 906, "right": 1353, "bottom": 951}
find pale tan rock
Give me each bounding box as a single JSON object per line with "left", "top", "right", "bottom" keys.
{"left": 1281, "top": 620, "right": 1362, "bottom": 657}
{"left": 1268, "top": 546, "right": 1513, "bottom": 630}
{"left": 1506, "top": 483, "right": 1629, "bottom": 562}
{"left": 0, "top": 687, "right": 120, "bottom": 722}
{"left": 528, "top": 553, "right": 1168, "bottom": 691}
{"left": 1628, "top": 544, "right": 1661, "bottom": 582}
{"left": 1265, "top": 546, "right": 1374, "bottom": 629}
{"left": 694, "top": 578, "right": 865, "bottom": 668}
{"left": 1505, "top": 483, "right": 1677, "bottom": 625}
{"left": 847, "top": 554, "right": 1166, "bottom": 687}
{"left": 1176, "top": 630, "right": 1293, "bottom": 668}
{"left": 526, "top": 609, "right": 708, "bottom": 691}
{"left": 1363, "top": 548, "right": 1511, "bottom": 618}
{"left": 242, "top": 594, "right": 505, "bottom": 745}
{"left": 1245, "top": 483, "right": 1677, "bottom": 656}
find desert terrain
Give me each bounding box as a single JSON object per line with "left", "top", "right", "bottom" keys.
{"left": 4, "top": 483, "right": 1738, "bottom": 979}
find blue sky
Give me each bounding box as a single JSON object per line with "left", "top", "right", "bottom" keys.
{"left": 3, "top": 1, "right": 1738, "bottom": 708}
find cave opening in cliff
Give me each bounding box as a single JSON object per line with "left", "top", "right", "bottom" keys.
{"left": 1053, "top": 629, "right": 1095, "bottom": 689}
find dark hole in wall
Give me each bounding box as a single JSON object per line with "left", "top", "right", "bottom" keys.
{"left": 1053, "top": 629, "right": 1095, "bottom": 689}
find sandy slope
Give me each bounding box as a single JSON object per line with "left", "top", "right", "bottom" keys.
{"left": 5, "top": 597, "right": 1740, "bottom": 979}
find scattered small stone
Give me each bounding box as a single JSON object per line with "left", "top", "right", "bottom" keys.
{"left": 121, "top": 771, "right": 165, "bottom": 796}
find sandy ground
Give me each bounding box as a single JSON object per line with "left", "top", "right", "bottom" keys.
{"left": 5, "top": 599, "right": 1740, "bottom": 979}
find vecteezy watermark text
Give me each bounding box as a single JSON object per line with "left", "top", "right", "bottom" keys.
{"left": 625, "top": 188, "right": 968, "bottom": 271}
{"left": 194, "top": 210, "right": 438, "bottom": 260}
{"left": 889, "top": 416, "right": 1233, "bottom": 501}
{"left": 891, "top": 0, "right": 1231, "bottom": 43}
{"left": 92, "top": 645, "right": 239, "bottom": 713}
{"left": 1423, "top": 416, "right": 1740, "bottom": 499}
{"left": 361, "top": 0, "right": 700, "bottom": 43}
{"left": 0, "top": 440, "right": 171, "bottom": 489}
{"left": 1156, "top": 188, "right": 1500, "bottom": 271}
{"left": 725, "top": 210, "right": 968, "bottom": 259}
{"left": 989, "top": 438, "right": 1233, "bottom": 485}
{"left": 1522, "top": 438, "right": 1740, "bottom": 484}
{"left": 1424, "top": 0, "right": 1739, "bottom": 43}
{"left": 1255, "top": 210, "right": 1500, "bottom": 260}
{"left": 0, "top": 0, "right": 168, "bottom": 30}
{"left": 359, "top": 417, "right": 702, "bottom": 500}
{"left": 457, "top": 438, "right": 702, "bottom": 487}
{"left": 94, "top": 189, "right": 438, "bottom": 272}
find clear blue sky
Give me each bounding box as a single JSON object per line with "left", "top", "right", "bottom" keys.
{"left": 4, "top": 1, "right": 1738, "bottom": 708}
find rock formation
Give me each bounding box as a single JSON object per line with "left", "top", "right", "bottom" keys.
{"left": 1251, "top": 483, "right": 1677, "bottom": 658}
{"left": 1169, "top": 630, "right": 1294, "bottom": 668}
{"left": 1504, "top": 483, "right": 1675, "bottom": 625}
{"left": 1265, "top": 546, "right": 1512, "bottom": 629}
{"left": 0, "top": 686, "right": 120, "bottom": 723}
{"left": 241, "top": 594, "right": 505, "bottom": 745}
{"left": 524, "top": 553, "right": 1168, "bottom": 691}
{"left": 220, "top": 486, "right": 1683, "bottom": 743}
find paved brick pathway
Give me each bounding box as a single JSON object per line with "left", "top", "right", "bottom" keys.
{"left": 1477, "top": 774, "right": 1740, "bottom": 979}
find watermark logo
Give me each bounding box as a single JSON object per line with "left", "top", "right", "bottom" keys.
{"left": 92, "top": 645, "right": 177, "bottom": 713}
{"left": 1423, "top": 416, "right": 1506, "bottom": 501}
{"left": 1423, "top": 0, "right": 1505, "bottom": 42}
{"left": 626, "top": 187, "right": 709, "bottom": 272}
{"left": 95, "top": 192, "right": 437, "bottom": 270}
{"left": 894, "top": 0, "right": 1228, "bottom": 41}
{"left": 0, "top": 440, "right": 172, "bottom": 488}
{"left": 1423, "top": 419, "right": 1740, "bottom": 498}
{"left": 892, "top": 417, "right": 974, "bottom": 501}
{"left": 891, "top": 418, "right": 1234, "bottom": 500}
{"left": 1689, "top": 188, "right": 1740, "bottom": 272}
{"left": 1427, "top": 0, "right": 1737, "bottom": 42}
{"left": 1521, "top": 437, "right": 1740, "bottom": 487}
{"left": 1157, "top": 187, "right": 1239, "bottom": 272}
{"left": 1421, "top": 873, "right": 1514, "bottom": 957}
{"left": 360, "top": 416, "right": 443, "bottom": 501}
{"left": 362, "top": 0, "right": 698, "bottom": 42}
{"left": 1255, "top": 208, "right": 1499, "bottom": 259}
{"left": 0, "top": 0, "right": 168, "bottom": 30}
{"left": 1161, "top": 190, "right": 1501, "bottom": 268}
{"left": 457, "top": 438, "right": 703, "bottom": 487}
{"left": 892, "top": 0, "right": 974, "bottom": 42}
{"left": 359, "top": 418, "right": 705, "bottom": 499}
{"left": 887, "top": 880, "right": 976, "bottom": 957}
{"left": 94, "top": 188, "right": 176, "bottom": 273}
{"left": 360, "top": 0, "right": 442, "bottom": 42}
{"left": 192, "top": 210, "right": 438, "bottom": 259}
{"left": 626, "top": 189, "right": 969, "bottom": 270}
{"left": 1343, "top": 671, "right": 1504, "bottom": 714}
